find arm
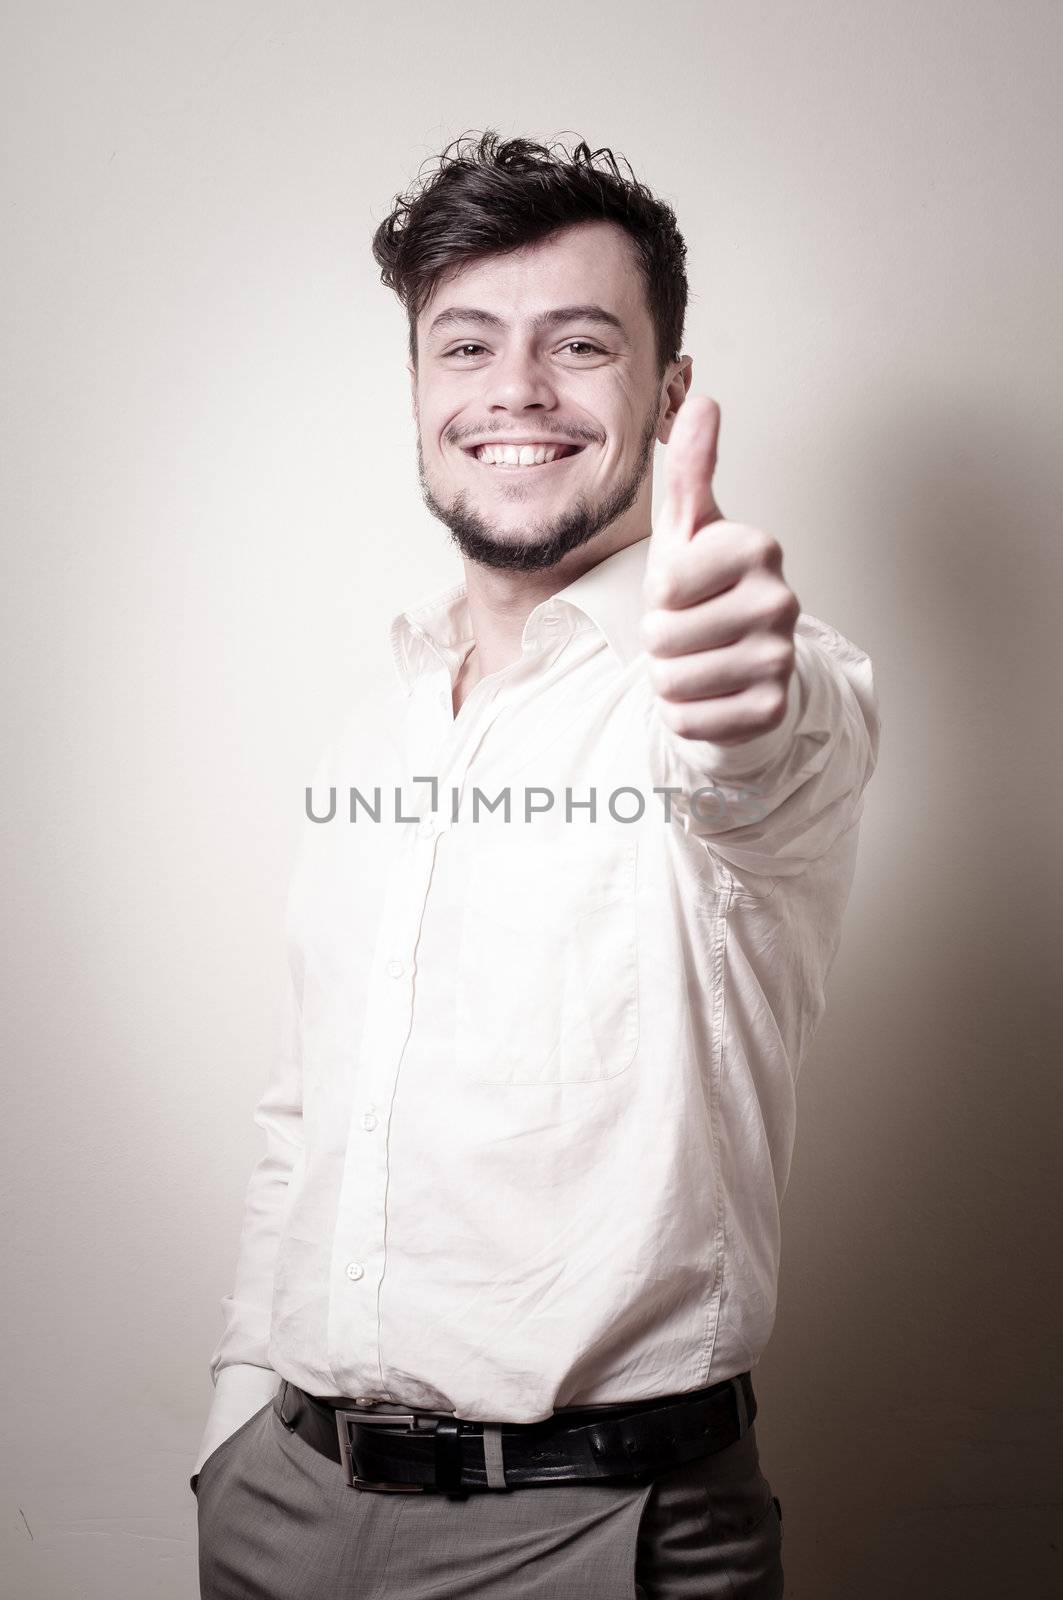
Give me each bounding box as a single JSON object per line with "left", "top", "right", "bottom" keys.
{"left": 647, "top": 612, "right": 879, "bottom": 877}
{"left": 641, "top": 395, "right": 879, "bottom": 877}
{"left": 192, "top": 949, "right": 304, "bottom": 1480}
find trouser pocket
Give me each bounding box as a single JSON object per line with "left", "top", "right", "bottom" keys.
{"left": 193, "top": 1401, "right": 273, "bottom": 1498}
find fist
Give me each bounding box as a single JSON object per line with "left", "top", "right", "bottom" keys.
{"left": 640, "top": 396, "right": 800, "bottom": 746}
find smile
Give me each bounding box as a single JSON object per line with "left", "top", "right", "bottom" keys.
{"left": 462, "top": 442, "right": 585, "bottom": 469}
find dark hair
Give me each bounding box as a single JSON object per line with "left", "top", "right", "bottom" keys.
{"left": 371, "top": 130, "right": 689, "bottom": 379}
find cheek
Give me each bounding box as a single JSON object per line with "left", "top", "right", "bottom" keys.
{"left": 432, "top": 402, "right": 471, "bottom": 452}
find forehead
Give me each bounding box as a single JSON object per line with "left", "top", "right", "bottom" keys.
{"left": 419, "top": 220, "right": 650, "bottom": 339}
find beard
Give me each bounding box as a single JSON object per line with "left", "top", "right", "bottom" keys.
{"left": 416, "top": 408, "right": 660, "bottom": 574}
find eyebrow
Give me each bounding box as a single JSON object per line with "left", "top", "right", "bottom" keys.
{"left": 426, "top": 304, "right": 628, "bottom": 342}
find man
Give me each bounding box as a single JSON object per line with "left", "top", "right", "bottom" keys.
{"left": 193, "top": 132, "right": 879, "bottom": 1599}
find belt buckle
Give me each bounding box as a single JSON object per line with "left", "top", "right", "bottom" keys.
{"left": 334, "top": 1410, "right": 428, "bottom": 1493}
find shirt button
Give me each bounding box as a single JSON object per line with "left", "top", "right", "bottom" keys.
{"left": 362, "top": 1111, "right": 378, "bottom": 1132}
{"left": 417, "top": 816, "right": 436, "bottom": 838}
{"left": 345, "top": 1261, "right": 364, "bottom": 1282}
{"left": 386, "top": 959, "right": 404, "bottom": 978}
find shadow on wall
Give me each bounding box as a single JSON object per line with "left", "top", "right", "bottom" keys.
{"left": 759, "top": 394, "right": 1063, "bottom": 1599}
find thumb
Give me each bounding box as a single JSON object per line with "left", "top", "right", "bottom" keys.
{"left": 655, "top": 395, "right": 723, "bottom": 551}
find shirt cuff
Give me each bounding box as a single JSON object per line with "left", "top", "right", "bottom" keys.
{"left": 192, "top": 1363, "right": 281, "bottom": 1478}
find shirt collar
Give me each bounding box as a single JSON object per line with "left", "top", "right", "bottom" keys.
{"left": 388, "top": 534, "right": 652, "bottom": 692}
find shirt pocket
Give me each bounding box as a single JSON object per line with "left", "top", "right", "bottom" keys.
{"left": 453, "top": 830, "right": 639, "bottom": 1085}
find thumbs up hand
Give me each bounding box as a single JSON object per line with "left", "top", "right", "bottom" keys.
{"left": 640, "top": 397, "right": 800, "bottom": 746}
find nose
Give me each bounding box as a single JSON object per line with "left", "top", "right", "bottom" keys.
{"left": 483, "top": 342, "right": 558, "bottom": 414}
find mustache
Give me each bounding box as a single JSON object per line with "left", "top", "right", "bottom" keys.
{"left": 445, "top": 424, "right": 602, "bottom": 447}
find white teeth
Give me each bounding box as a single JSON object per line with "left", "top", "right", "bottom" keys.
{"left": 474, "top": 443, "right": 566, "bottom": 466}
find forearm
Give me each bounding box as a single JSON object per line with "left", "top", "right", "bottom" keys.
{"left": 648, "top": 619, "right": 880, "bottom": 876}
{"left": 194, "top": 959, "right": 304, "bottom": 1476}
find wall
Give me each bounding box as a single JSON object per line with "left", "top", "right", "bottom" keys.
{"left": 3, "top": 2, "right": 1060, "bottom": 1594}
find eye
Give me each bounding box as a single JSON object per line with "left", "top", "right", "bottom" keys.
{"left": 441, "top": 340, "right": 607, "bottom": 361}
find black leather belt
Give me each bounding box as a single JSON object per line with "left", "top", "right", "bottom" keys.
{"left": 274, "top": 1372, "right": 756, "bottom": 1498}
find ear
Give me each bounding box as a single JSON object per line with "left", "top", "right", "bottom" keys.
{"left": 407, "top": 362, "right": 418, "bottom": 422}
{"left": 658, "top": 357, "right": 694, "bottom": 444}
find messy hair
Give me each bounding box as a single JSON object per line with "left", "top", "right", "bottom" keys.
{"left": 371, "top": 130, "right": 689, "bottom": 377}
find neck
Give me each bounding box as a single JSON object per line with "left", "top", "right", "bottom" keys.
{"left": 461, "top": 526, "right": 646, "bottom": 678}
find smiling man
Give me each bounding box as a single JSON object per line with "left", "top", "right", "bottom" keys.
{"left": 415, "top": 265, "right": 661, "bottom": 580}
{"left": 193, "top": 132, "right": 879, "bottom": 1599}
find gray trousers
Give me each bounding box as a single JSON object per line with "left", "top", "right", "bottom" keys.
{"left": 195, "top": 1389, "right": 784, "bottom": 1598}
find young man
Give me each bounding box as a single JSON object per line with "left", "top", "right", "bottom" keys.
{"left": 193, "top": 132, "right": 879, "bottom": 1599}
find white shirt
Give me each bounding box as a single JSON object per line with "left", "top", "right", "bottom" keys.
{"left": 195, "top": 532, "right": 879, "bottom": 1474}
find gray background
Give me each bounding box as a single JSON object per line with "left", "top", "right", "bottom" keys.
{"left": 3, "top": 2, "right": 1061, "bottom": 1595}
